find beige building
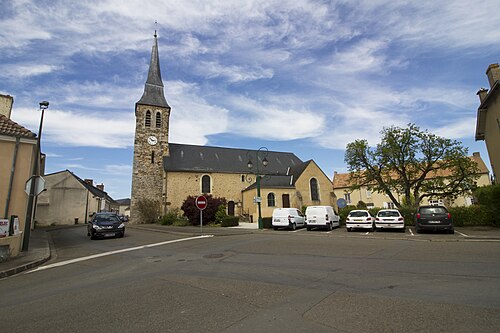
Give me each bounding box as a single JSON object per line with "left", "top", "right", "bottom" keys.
{"left": 131, "top": 34, "right": 335, "bottom": 223}
{"left": 333, "top": 153, "right": 491, "bottom": 208}
{"left": 476, "top": 63, "right": 500, "bottom": 184}
{"left": 0, "top": 104, "right": 37, "bottom": 258}
{"left": 36, "top": 170, "right": 118, "bottom": 226}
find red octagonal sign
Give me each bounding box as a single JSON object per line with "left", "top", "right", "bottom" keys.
{"left": 195, "top": 195, "right": 207, "bottom": 210}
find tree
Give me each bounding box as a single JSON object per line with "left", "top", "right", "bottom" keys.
{"left": 344, "top": 124, "right": 480, "bottom": 208}
{"left": 181, "top": 195, "right": 227, "bottom": 225}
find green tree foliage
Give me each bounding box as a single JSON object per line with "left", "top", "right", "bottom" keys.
{"left": 344, "top": 124, "right": 480, "bottom": 208}
{"left": 135, "top": 198, "right": 161, "bottom": 224}
{"left": 181, "top": 195, "right": 227, "bottom": 226}
{"left": 473, "top": 184, "right": 500, "bottom": 226}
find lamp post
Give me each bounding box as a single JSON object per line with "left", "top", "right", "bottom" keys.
{"left": 247, "top": 147, "right": 269, "bottom": 230}
{"left": 23, "top": 101, "right": 49, "bottom": 251}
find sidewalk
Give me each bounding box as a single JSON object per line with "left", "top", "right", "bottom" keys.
{"left": 0, "top": 228, "right": 51, "bottom": 279}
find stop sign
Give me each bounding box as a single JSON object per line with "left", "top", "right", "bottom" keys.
{"left": 195, "top": 195, "right": 207, "bottom": 210}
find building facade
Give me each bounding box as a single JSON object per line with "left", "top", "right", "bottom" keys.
{"left": 36, "top": 170, "right": 118, "bottom": 226}
{"left": 333, "top": 153, "right": 491, "bottom": 208}
{"left": 130, "top": 34, "right": 335, "bottom": 223}
{"left": 475, "top": 63, "right": 500, "bottom": 184}
{"left": 0, "top": 105, "right": 37, "bottom": 258}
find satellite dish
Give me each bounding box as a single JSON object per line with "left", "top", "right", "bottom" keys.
{"left": 337, "top": 198, "right": 347, "bottom": 209}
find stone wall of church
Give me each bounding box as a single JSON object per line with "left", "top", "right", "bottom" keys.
{"left": 165, "top": 171, "right": 250, "bottom": 213}
{"left": 294, "top": 161, "right": 336, "bottom": 209}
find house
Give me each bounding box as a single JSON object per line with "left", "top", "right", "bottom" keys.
{"left": 36, "top": 170, "right": 118, "bottom": 226}
{"left": 475, "top": 63, "right": 500, "bottom": 184}
{"left": 130, "top": 33, "right": 336, "bottom": 223}
{"left": 0, "top": 96, "right": 38, "bottom": 258}
{"left": 115, "top": 198, "right": 131, "bottom": 217}
{"left": 332, "top": 152, "right": 491, "bottom": 208}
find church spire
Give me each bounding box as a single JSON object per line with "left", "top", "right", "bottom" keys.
{"left": 137, "top": 32, "right": 170, "bottom": 108}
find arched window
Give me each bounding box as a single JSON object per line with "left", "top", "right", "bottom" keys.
{"left": 267, "top": 193, "right": 276, "bottom": 207}
{"left": 145, "top": 111, "right": 151, "bottom": 127}
{"left": 156, "top": 112, "right": 161, "bottom": 128}
{"left": 310, "top": 178, "right": 319, "bottom": 201}
{"left": 201, "top": 175, "right": 211, "bottom": 193}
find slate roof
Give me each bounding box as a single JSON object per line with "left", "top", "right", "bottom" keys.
{"left": 243, "top": 160, "right": 315, "bottom": 190}
{"left": 164, "top": 143, "right": 303, "bottom": 175}
{"left": 0, "top": 114, "right": 36, "bottom": 139}
{"left": 137, "top": 33, "right": 170, "bottom": 108}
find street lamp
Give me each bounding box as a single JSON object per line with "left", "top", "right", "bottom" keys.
{"left": 247, "top": 147, "right": 269, "bottom": 230}
{"left": 23, "top": 101, "right": 49, "bottom": 251}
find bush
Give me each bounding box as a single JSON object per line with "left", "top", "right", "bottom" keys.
{"left": 221, "top": 216, "right": 239, "bottom": 227}
{"left": 181, "top": 195, "right": 227, "bottom": 226}
{"left": 474, "top": 184, "right": 500, "bottom": 227}
{"left": 449, "top": 206, "right": 495, "bottom": 227}
{"left": 136, "top": 198, "right": 161, "bottom": 224}
{"left": 215, "top": 205, "right": 228, "bottom": 224}
{"left": 159, "top": 208, "right": 183, "bottom": 225}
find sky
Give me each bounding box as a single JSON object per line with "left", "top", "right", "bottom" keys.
{"left": 1, "top": 0, "right": 499, "bottom": 200}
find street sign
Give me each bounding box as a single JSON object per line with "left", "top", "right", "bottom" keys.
{"left": 337, "top": 198, "right": 347, "bottom": 209}
{"left": 253, "top": 196, "right": 262, "bottom": 203}
{"left": 25, "top": 176, "right": 46, "bottom": 196}
{"left": 195, "top": 195, "right": 207, "bottom": 210}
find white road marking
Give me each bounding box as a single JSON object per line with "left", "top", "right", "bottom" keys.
{"left": 26, "top": 235, "right": 214, "bottom": 274}
{"left": 456, "top": 231, "right": 469, "bottom": 237}
{"left": 409, "top": 228, "right": 414, "bottom": 236}
{"left": 365, "top": 231, "right": 370, "bottom": 235}
{"left": 291, "top": 228, "right": 306, "bottom": 233}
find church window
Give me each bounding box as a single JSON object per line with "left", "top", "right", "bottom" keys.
{"left": 201, "top": 175, "right": 211, "bottom": 193}
{"left": 145, "top": 111, "right": 151, "bottom": 127}
{"left": 267, "top": 193, "right": 276, "bottom": 207}
{"left": 156, "top": 112, "right": 161, "bottom": 128}
{"left": 310, "top": 178, "right": 320, "bottom": 201}
{"left": 151, "top": 151, "right": 155, "bottom": 164}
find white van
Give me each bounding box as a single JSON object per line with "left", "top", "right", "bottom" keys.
{"left": 272, "top": 208, "right": 306, "bottom": 230}
{"left": 305, "top": 206, "right": 340, "bottom": 231}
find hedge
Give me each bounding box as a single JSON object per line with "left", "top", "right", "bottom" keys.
{"left": 220, "top": 216, "right": 239, "bottom": 227}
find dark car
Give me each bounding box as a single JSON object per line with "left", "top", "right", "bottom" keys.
{"left": 87, "top": 212, "right": 125, "bottom": 239}
{"left": 415, "top": 205, "right": 454, "bottom": 234}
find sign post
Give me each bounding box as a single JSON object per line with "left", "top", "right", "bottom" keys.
{"left": 195, "top": 195, "right": 207, "bottom": 233}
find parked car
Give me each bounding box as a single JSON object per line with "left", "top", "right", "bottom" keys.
{"left": 375, "top": 209, "right": 405, "bottom": 232}
{"left": 87, "top": 212, "right": 125, "bottom": 239}
{"left": 272, "top": 208, "right": 306, "bottom": 230}
{"left": 305, "top": 206, "right": 340, "bottom": 231}
{"left": 345, "top": 210, "right": 374, "bottom": 232}
{"left": 415, "top": 205, "right": 454, "bottom": 234}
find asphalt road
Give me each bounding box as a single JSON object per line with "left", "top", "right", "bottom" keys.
{"left": 1, "top": 225, "right": 499, "bottom": 332}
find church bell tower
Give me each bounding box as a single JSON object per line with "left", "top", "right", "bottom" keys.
{"left": 130, "top": 31, "right": 171, "bottom": 222}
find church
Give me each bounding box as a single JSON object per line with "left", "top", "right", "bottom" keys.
{"left": 130, "top": 33, "right": 336, "bottom": 223}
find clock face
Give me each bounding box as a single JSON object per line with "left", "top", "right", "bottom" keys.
{"left": 147, "top": 136, "right": 158, "bottom": 146}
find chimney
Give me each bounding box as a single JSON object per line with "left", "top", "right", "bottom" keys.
{"left": 84, "top": 179, "right": 93, "bottom": 186}
{"left": 96, "top": 184, "right": 104, "bottom": 192}
{"left": 486, "top": 63, "right": 500, "bottom": 88}
{"left": 477, "top": 88, "right": 488, "bottom": 104}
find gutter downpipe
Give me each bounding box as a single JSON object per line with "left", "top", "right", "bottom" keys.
{"left": 4, "top": 137, "right": 20, "bottom": 219}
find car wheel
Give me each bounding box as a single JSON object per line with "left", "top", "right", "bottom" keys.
{"left": 273, "top": 226, "right": 278, "bottom": 231}
{"left": 290, "top": 223, "right": 296, "bottom": 231}
{"left": 401, "top": 227, "right": 406, "bottom": 233}
{"left": 306, "top": 227, "right": 312, "bottom": 231}
{"left": 347, "top": 227, "right": 351, "bottom": 232}
{"left": 449, "top": 229, "right": 455, "bottom": 234}
{"left": 327, "top": 223, "right": 332, "bottom": 231}
{"left": 416, "top": 227, "right": 421, "bottom": 234}
{"left": 119, "top": 231, "right": 125, "bottom": 238}
{"left": 90, "top": 232, "right": 96, "bottom": 240}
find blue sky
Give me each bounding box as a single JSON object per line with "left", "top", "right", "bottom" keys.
{"left": 1, "top": 0, "right": 499, "bottom": 200}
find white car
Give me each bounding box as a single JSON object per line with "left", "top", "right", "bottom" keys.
{"left": 345, "top": 210, "right": 374, "bottom": 232}
{"left": 272, "top": 208, "right": 306, "bottom": 230}
{"left": 375, "top": 209, "right": 405, "bottom": 232}
{"left": 305, "top": 206, "right": 340, "bottom": 231}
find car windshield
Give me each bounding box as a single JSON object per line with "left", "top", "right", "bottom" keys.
{"left": 349, "top": 211, "right": 368, "bottom": 217}
{"left": 378, "top": 211, "right": 400, "bottom": 217}
{"left": 420, "top": 207, "right": 447, "bottom": 214}
{"left": 94, "top": 215, "right": 120, "bottom": 222}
